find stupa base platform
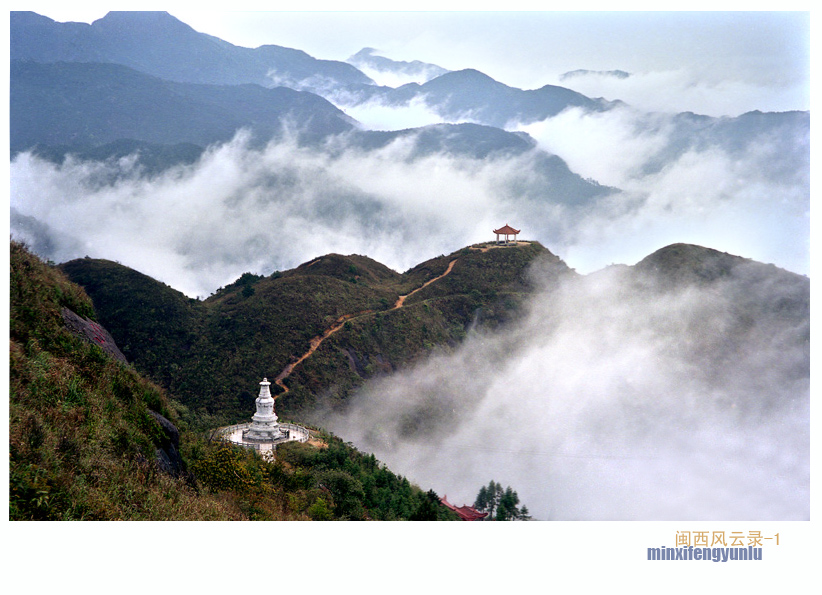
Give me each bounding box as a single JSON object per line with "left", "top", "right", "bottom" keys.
{"left": 242, "top": 428, "right": 286, "bottom": 443}
{"left": 216, "top": 422, "right": 312, "bottom": 455}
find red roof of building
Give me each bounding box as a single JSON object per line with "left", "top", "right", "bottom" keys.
{"left": 440, "top": 495, "right": 488, "bottom": 521}
{"left": 493, "top": 224, "right": 521, "bottom": 235}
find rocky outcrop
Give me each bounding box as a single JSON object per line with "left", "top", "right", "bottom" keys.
{"left": 148, "top": 410, "right": 187, "bottom": 478}
{"left": 61, "top": 307, "right": 128, "bottom": 364}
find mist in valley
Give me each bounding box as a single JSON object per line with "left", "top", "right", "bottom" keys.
{"left": 10, "top": 102, "right": 808, "bottom": 299}
{"left": 315, "top": 258, "right": 809, "bottom": 520}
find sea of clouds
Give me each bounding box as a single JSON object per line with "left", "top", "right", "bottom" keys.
{"left": 315, "top": 260, "right": 809, "bottom": 520}
{"left": 9, "top": 101, "right": 808, "bottom": 299}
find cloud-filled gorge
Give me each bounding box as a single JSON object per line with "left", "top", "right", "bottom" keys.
{"left": 316, "top": 256, "right": 809, "bottom": 520}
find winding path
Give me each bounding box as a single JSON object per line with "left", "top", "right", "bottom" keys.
{"left": 273, "top": 258, "right": 459, "bottom": 396}
{"left": 273, "top": 310, "right": 373, "bottom": 392}
{"left": 393, "top": 259, "right": 458, "bottom": 309}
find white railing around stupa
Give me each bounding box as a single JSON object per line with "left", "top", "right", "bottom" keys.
{"left": 213, "top": 422, "right": 312, "bottom": 452}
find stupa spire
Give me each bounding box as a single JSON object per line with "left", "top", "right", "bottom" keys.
{"left": 243, "top": 377, "right": 282, "bottom": 442}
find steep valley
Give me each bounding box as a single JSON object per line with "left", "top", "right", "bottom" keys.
{"left": 58, "top": 240, "right": 561, "bottom": 425}
{"left": 54, "top": 240, "right": 810, "bottom": 520}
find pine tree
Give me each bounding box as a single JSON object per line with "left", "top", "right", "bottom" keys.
{"left": 473, "top": 480, "right": 529, "bottom": 520}
{"left": 474, "top": 484, "right": 489, "bottom": 512}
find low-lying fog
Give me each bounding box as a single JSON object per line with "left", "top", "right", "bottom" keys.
{"left": 315, "top": 261, "right": 809, "bottom": 520}
{"left": 10, "top": 104, "right": 808, "bottom": 298}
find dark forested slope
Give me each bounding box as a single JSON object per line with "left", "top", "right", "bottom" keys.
{"left": 10, "top": 241, "right": 458, "bottom": 520}
{"left": 60, "top": 242, "right": 565, "bottom": 423}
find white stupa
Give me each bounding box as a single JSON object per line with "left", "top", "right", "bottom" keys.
{"left": 242, "top": 378, "right": 284, "bottom": 442}
{"left": 216, "top": 378, "right": 311, "bottom": 459}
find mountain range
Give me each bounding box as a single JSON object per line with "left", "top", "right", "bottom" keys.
{"left": 11, "top": 10, "right": 616, "bottom": 157}
{"left": 10, "top": 240, "right": 459, "bottom": 520}
{"left": 10, "top": 60, "right": 356, "bottom": 153}
{"left": 8, "top": 11, "right": 810, "bottom": 521}
{"left": 332, "top": 68, "right": 618, "bottom": 128}
{"left": 58, "top": 241, "right": 560, "bottom": 422}
{"left": 12, "top": 10, "right": 807, "bottom": 169}
{"left": 12, "top": 11, "right": 807, "bottom": 269}
{"left": 10, "top": 11, "right": 372, "bottom": 90}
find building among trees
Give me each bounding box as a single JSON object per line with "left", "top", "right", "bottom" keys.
{"left": 439, "top": 495, "right": 488, "bottom": 521}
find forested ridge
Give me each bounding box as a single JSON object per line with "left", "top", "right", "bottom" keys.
{"left": 59, "top": 241, "right": 563, "bottom": 426}
{"left": 9, "top": 241, "right": 458, "bottom": 520}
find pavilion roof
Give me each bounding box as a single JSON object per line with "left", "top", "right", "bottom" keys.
{"left": 494, "top": 224, "right": 521, "bottom": 235}
{"left": 440, "top": 495, "right": 489, "bottom": 521}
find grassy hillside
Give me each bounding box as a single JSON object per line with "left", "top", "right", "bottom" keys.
{"left": 10, "top": 241, "right": 217, "bottom": 519}
{"left": 10, "top": 241, "right": 457, "bottom": 520}
{"left": 286, "top": 242, "right": 571, "bottom": 413}
{"left": 60, "top": 241, "right": 567, "bottom": 423}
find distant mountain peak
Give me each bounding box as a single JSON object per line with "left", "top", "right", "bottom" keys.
{"left": 442, "top": 68, "right": 498, "bottom": 81}
{"left": 350, "top": 47, "right": 380, "bottom": 59}
{"left": 94, "top": 10, "right": 182, "bottom": 26}
{"left": 96, "top": 10, "right": 175, "bottom": 23}
{"left": 346, "top": 47, "right": 449, "bottom": 85}
{"left": 632, "top": 242, "right": 803, "bottom": 287}
{"left": 422, "top": 68, "right": 509, "bottom": 92}
{"left": 11, "top": 11, "right": 58, "bottom": 24}
{"left": 92, "top": 11, "right": 202, "bottom": 38}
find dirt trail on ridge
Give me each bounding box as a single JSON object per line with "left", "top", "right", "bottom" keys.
{"left": 273, "top": 258, "right": 459, "bottom": 397}
{"left": 393, "top": 259, "right": 458, "bottom": 309}
{"left": 273, "top": 310, "right": 373, "bottom": 392}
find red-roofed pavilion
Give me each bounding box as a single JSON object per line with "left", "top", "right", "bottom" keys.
{"left": 440, "top": 495, "right": 488, "bottom": 521}
{"left": 493, "top": 224, "right": 520, "bottom": 245}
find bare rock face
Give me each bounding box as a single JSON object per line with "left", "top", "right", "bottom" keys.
{"left": 61, "top": 307, "right": 128, "bottom": 364}
{"left": 148, "top": 410, "right": 187, "bottom": 478}
{"left": 61, "top": 306, "right": 188, "bottom": 477}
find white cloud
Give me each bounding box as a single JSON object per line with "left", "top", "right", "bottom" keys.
{"left": 342, "top": 96, "right": 448, "bottom": 131}
{"left": 10, "top": 132, "right": 540, "bottom": 297}
{"left": 317, "top": 263, "right": 809, "bottom": 520}
{"left": 10, "top": 106, "right": 809, "bottom": 299}
{"left": 518, "top": 105, "right": 673, "bottom": 188}
{"left": 557, "top": 69, "right": 809, "bottom": 117}
{"left": 518, "top": 106, "right": 809, "bottom": 276}
{"left": 349, "top": 63, "right": 444, "bottom": 88}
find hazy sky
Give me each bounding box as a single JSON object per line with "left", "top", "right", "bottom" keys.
{"left": 26, "top": 4, "right": 810, "bottom": 116}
